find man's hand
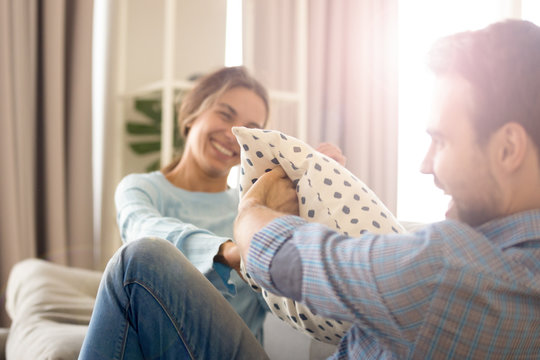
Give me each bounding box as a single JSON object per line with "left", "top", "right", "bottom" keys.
{"left": 234, "top": 167, "right": 298, "bottom": 260}
{"left": 245, "top": 166, "right": 299, "bottom": 215}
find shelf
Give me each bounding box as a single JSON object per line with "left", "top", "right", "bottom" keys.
{"left": 121, "top": 80, "right": 300, "bottom": 103}
{"left": 120, "top": 80, "right": 195, "bottom": 98}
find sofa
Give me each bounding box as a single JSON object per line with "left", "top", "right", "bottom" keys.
{"left": 3, "top": 259, "right": 102, "bottom": 360}
{"left": 2, "top": 221, "right": 426, "bottom": 360}
{"left": 1, "top": 257, "right": 338, "bottom": 360}
{"left": 2, "top": 225, "right": 425, "bottom": 360}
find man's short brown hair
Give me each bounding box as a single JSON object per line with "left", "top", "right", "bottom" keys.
{"left": 428, "top": 20, "right": 540, "bottom": 153}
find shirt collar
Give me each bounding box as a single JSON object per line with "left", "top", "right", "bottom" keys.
{"left": 476, "top": 209, "right": 540, "bottom": 249}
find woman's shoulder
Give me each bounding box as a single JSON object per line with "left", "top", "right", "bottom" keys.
{"left": 120, "top": 171, "right": 165, "bottom": 186}
{"left": 115, "top": 171, "right": 171, "bottom": 198}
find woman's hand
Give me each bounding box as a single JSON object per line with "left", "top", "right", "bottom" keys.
{"left": 316, "top": 143, "right": 346, "bottom": 166}
{"left": 214, "top": 240, "right": 243, "bottom": 278}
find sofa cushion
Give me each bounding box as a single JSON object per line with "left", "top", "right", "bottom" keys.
{"left": 233, "top": 127, "right": 405, "bottom": 345}
{"left": 5, "top": 259, "right": 102, "bottom": 360}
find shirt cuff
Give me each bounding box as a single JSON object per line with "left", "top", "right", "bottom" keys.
{"left": 210, "top": 238, "right": 237, "bottom": 295}
{"left": 212, "top": 262, "right": 237, "bottom": 295}
{"left": 246, "top": 215, "right": 307, "bottom": 294}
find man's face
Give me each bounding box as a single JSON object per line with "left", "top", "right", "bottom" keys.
{"left": 421, "top": 75, "right": 503, "bottom": 227}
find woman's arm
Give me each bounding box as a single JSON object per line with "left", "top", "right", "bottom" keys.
{"left": 115, "top": 174, "right": 231, "bottom": 275}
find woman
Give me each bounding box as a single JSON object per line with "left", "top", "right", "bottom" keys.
{"left": 114, "top": 67, "right": 269, "bottom": 341}
{"left": 79, "top": 67, "right": 344, "bottom": 359}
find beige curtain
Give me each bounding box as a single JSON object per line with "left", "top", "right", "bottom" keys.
{"left": 0, "top": 0, "right": 94, "bottom": 326}
{"left": 308, "top": 0, "right": 399, "bottom": 213}
{"left": 247, "top": 0, "right": 399, "bottom": 212}
{"left": 244, "top": 0, "right": 299, "bottom": 136}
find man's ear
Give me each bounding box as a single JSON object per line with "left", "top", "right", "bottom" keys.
{"left": 493, "top": 122, "right": 528, "bottom": 173}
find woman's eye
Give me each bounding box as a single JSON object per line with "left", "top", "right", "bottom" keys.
{"left": 219, "top": 111, "right": 233, "bottom": 121}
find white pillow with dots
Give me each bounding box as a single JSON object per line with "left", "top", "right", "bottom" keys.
{"left": 232, "top": 126, "right": 405, "bottom": 345}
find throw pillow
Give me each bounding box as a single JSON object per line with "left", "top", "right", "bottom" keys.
{"left": 233, "top": 127, "right": 405, "bottom": 345}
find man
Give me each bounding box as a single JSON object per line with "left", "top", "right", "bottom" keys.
{"left": 234, "top": 19, "right": 540, "bottom": 359}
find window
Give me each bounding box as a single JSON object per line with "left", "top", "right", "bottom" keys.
{"left": 397, "top": 0, "right": 538, "bottom": 222}
{"left": 225, "top": 0, "right": 243, "bottom": 67}
{"left": 225, "top": 0, "right": 244, "bottom": 188}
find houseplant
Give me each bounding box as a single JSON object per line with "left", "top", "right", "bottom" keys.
{"left": 126, "top": 97, "right": 185, "bottom": 172}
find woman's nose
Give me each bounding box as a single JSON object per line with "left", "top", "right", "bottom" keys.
{"left": 225, "top": 126, "right": 236, "bottom": 139}
{"left": 224, "top": 126, "right": 240, "bottom": 147}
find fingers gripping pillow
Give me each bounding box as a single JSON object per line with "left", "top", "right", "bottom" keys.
{"left": 232, "top": 127, "right": 405, "bottom": 345}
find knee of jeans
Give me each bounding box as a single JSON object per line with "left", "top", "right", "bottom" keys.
{"left": 112, "top": 238, "right": 198, "bottom": 288}
{"left": 105, "top": 238, "right": 182, "bottom": 282}
{"left": 121, "top": 237, "right": 175, "bottom": 263}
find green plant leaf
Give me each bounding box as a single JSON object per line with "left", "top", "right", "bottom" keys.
{"left": 129, "top": 141, "right": 161, "bottom": 154}
{"left": 135, "top": 99, "right": 162, "bottom": 125}
{"left": 126, "top": 122, "right": 161, "bottom": 135}
{"left": 146, "top": 159, "right": 161, "bottom": 172}
{"left": 126, "top": 96, "right": 184, "bottom": 172}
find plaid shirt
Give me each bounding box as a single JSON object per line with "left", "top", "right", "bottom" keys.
{"left": 246, "top": 210, "right": 540, "bottom": 359}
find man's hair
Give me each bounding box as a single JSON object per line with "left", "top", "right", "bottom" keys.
{"left": 428, "top": 20, "right": 540, "bottom": 151}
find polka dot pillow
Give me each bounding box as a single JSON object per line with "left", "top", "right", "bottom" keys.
{"left": 232, "top": 126, "right": 405, "bottom": 345}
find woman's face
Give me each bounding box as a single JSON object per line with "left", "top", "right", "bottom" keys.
{"left": 184, "top": 87, "right": 267, "bottom": 178}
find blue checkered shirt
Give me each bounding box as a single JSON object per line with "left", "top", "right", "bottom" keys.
{"left": 246, "top": 210, "right": 540, "bottom": 359}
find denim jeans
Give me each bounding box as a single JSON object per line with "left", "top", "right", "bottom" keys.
{"left": 78, "top": 238, "right": 268, "bottom": 360}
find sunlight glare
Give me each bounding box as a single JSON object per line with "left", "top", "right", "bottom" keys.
{"left": 225, "top": 0, "right": 243, "bottom": 67}
{"left": 225, "top": 0, "right": 243, "bottom": 188}
{"left": 522, "top": 0, "right": 540, "bottom": 25}
{"left": 397, "top": 0, "right": 512, "bottom": 222}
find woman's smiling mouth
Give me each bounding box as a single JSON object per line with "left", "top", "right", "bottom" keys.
{"left": 210, "top": 140, "right": 236, "bottom": 157}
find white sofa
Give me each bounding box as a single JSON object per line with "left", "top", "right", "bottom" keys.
{"left": 4, "top": 259, "right": 101, "bottom": 359}
{"left": 3, "top": 221, "right": 425, "bottom": 359}
{"left": 2, "top": 258, "right": 336, "bottom": 360}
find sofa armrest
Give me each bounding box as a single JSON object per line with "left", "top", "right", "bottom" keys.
{"left": 5, "top": 259, "right": 102, "bottom": 360}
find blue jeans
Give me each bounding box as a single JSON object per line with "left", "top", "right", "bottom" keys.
{"left": 78, "top": 238, "right": 268, "bottom": 360}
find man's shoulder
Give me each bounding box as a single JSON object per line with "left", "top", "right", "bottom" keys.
{"left": 418, "top": 213, "right": 540, "bottom": 271}
{"left": 411, "top": 220, "right": 492, "bottom": 260}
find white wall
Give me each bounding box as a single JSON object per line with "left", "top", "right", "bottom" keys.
{"left": 122, "top": 0, "right": 228, "bottom": 175}
{"left": 124, "top": 0, "right": 226, "bottom": 91}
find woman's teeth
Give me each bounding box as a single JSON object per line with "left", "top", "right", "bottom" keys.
{"left": 211, "top": 141, "right": 233, "bottom": 157}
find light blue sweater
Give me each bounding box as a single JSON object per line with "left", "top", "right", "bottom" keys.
{"left": 115, "top": 171, "right": 268, "bottom": 341}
